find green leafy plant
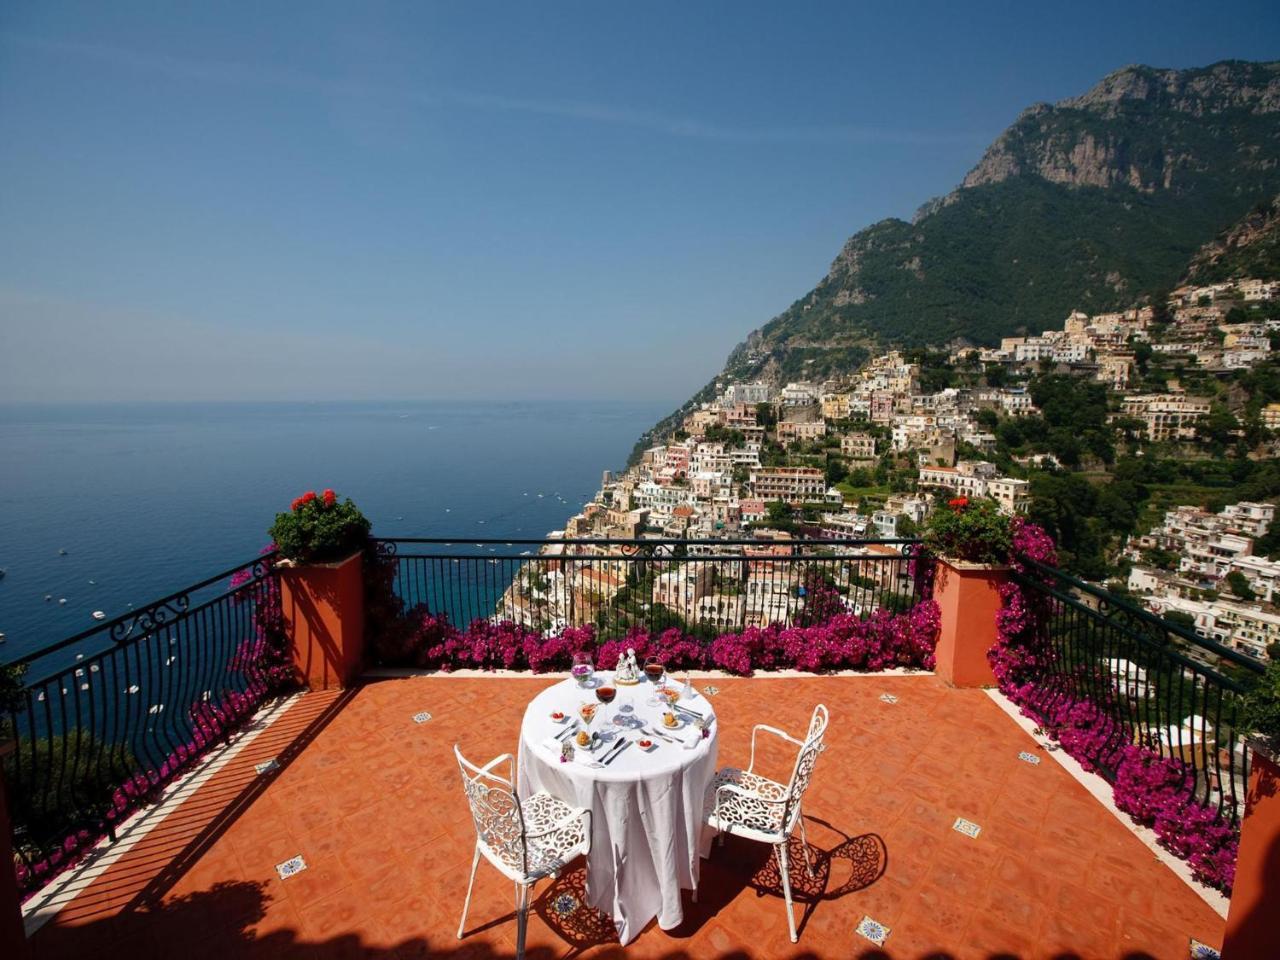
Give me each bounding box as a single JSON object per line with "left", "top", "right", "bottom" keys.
{"left": 1241, "top": 661, "right": 1280, "bottom": 753}
{"left": 922, "top": 496, "right": 1012, "bottom": 565}
{"left": 0, "top": 661, "right": 26, "bottom": 741}
{"left": 269, "top": 489, "right": 371, "bottom": 563}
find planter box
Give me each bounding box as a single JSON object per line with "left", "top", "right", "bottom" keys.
{"left": 278, "top": 551, "right": 365, "bottom": 690}
{"left": 932, "top": 558, "right": 1007, "bottom": 688}
{"left": 1223, "top": 739, "right": 1280, "bottom": 957}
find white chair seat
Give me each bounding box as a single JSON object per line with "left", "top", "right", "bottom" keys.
{"left": 704, "top": 767, "right": 788, "bottom": 839}
{"left": 515, "top": 791, "right": 590, "bottom": 879}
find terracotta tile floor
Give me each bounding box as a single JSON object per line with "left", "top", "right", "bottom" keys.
{"left": 28, "top": 674, "right": 1225, "bottom": 959}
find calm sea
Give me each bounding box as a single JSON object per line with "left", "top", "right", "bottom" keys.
{"left": 0, "top": 400, "right": 667, "bottom": 662}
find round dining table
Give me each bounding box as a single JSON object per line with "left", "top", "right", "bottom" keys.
{"left": 516, "top": 670, "right": 719, "bottom": 944}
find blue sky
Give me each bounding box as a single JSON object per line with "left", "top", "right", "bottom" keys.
{"left": 2, "top": 2, "right": 1277, "bottom": 404}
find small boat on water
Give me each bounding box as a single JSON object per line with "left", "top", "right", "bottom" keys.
{"left": 0, "top": 568, "right": 6, "bottom": 580}
{"left": 92, "top": 610, "right": 106, "bottom": 621}
{"left": 58, "top": 598, "right": 67, "bottom": 605}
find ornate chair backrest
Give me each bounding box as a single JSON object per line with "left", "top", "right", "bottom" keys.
{"left": 782, "top": 704, "right": 829, "bottom": 830}
{"left": 454, "top": 745, "right": 527, "bottom": 877}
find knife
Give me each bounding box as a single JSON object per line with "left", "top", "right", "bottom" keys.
{"left": 604, "top": 740, "right": 632, "bottom": 766}
{"left": 674, "top": 704, "right": 705, "bottom": 720}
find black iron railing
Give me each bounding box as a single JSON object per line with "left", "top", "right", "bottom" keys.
{"left": 2, "top": 552, "right": 279, "bottom": 887}
{"left": 373, "top": 537, "right": 928, "bottom": 639}
{"left": 1012, "top": 557, "right": 1266, "bottom": 823}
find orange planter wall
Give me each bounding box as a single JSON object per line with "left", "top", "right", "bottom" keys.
{"left": 1222, "top": 747, "right": 1280, "bottom": 957}
{"left": 279, "top": 551, "right": 365, "bottom": 690}
{"left": 932, "top": 559, "right": 1006, "bottom": 688}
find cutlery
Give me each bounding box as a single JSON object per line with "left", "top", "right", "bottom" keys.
{"left": 604, "top": 740, "right": 632, "bottom": 766}
{"left": 674, "top": 704, "right": 705, "bottom": 720}
{"left": 644, "top": 726, "right": 677, "bottom": 743}
{"left": 556, "top": 722, "right": 580, "bottom": 741}
{"left": 599, "top": 736, "right": 628, "bottom": 763}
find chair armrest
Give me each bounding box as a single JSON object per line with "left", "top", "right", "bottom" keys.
{"left": 748, "top": 724, "right": 803, "bottom": 773}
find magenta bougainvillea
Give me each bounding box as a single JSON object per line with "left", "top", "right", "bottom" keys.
{"left": 990, "top": 516, "right": 1240, "bottom": 893}
{"left": 380, "top": 601, "right": 940, "bottom": 677}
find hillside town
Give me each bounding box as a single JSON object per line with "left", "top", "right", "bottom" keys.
{"left": 532, "top": 276, "right": 1280, "bottom": 657}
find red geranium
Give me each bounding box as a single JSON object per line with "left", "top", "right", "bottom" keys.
{"left": 948, "top": 497, "right": 970, "bottom": 509}
{"left": 322, "top": 489, "right": 337, "bottom": 507}
{"left": 291, "top": 490, "right": 318, "bottom": 512}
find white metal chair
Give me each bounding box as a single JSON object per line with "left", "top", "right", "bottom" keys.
{"left": 699, "top": 704, "right": 829, "bottom": 943}
{"left": 454, "top": 745, "right": 592, "bottom": 958}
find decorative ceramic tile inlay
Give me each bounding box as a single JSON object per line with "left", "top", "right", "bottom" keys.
{"left": 856, "top": 915, "right": 890, "bottom": 946}
{"left": 1189, "top": 939, "right": 1221, "bottom": 960}
{"left": 878, "top": 693, "right": 899, "bottom": 704}
{"left": 1018, "top": 751, "right": 1041, "bottom": 765}
{"left": 275, "top": 855, "right": 307, "bottom": 880}
{"left": 952, "top": 817, "right": 982, "bottom": 839}
{"left": 412, "top": 711, "right": 432, "bottom": 724}
{"left": 255, "top": 758, "right": 280, "bottom": 775}
{"left": 702, "top": 686, "right": 720, "bottom": 697}
{"left": 550, "top": 893, "right": 579, "bottom": 917}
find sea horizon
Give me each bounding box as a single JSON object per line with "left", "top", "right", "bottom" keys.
{"left": 0, "top": 398, "right": 669, "bottom": 660}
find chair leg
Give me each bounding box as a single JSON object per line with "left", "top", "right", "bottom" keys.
{"left": 778, "top": 841, "right": 798, "bottom": 943}
{"left": 457, "top": 843, "right": 481, "bottom": 939}
{"left": 514, "top": 882, "right": 530, "bottom": 960}
{"left": 796, "top": 811, "right": 815, "bottom": 877}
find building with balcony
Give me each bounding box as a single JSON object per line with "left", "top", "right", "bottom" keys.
{"left": 748, "top": 466, "right": 826, "bottom": 502}
{"left": 1120, "top": 393, "right": 1212, "bottom": 442}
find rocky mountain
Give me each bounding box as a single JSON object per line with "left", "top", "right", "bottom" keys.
{"left": 632, "top": 60, "right": 1280, "bottom": 461}
{"left": 1183, "top": 194, "right": 1280, "bottom": 284}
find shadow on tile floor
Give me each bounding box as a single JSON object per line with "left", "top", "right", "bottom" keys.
{"left": 31, "top": 874, "right": 1186, "bottom": 960}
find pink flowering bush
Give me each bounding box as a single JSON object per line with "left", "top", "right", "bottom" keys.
{"left": 1113, "top": 746, "right": 1240, "bottom": 891}
{"left": 990, "top": 516, "right": 1240, "bottom": 893}
{"left": 376, "top": 601, "right": 941, "bottom": 677}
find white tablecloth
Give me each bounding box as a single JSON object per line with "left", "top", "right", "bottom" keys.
{"left": 516, "top": 671, "right": 718, "bottom": 943}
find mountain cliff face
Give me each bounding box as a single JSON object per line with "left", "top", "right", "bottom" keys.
{"left": 632, "top": 60, "right": 1280, "bottom": 461}
{"left": 1183, "top": 194, "right": 1280, "bottom": 284}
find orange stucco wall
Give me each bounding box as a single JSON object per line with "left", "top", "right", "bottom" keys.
{"left": 279, "top": 551, "right": 365, "bottom": 690}
{"left": 1223, "top": 748, "right": 1280, "bottom": 958}
{"left": 932, "top": 560, "right": 1004, "bottom": 688}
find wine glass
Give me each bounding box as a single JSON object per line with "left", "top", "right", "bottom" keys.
{"left": 596, "top": 683, "right": 617, "bottom": 730}
{"left": 571, "top": 651, "right": 594, "bottom": 689}
{"left": 644, "top": 656, "right": 665, "bottom": 704}
{"left": 578, "top": 701, "right": 598, "bottom": 737}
